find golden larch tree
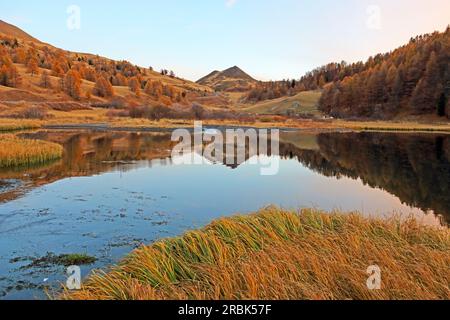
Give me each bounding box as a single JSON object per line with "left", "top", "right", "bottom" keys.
{"left": 63, "top": 70, "right": 82, "bottom": 99}
{"left": 27, "top": 57, "right": 40, "bottom": 76}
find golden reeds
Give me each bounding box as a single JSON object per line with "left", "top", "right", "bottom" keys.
{"left": 63, "top": 208, "right": 450, "bottom": 300}
{"left": 0, "top": 134, "right": 63, "bottom": 168}
{"left": 0, "top": 119, "right": 42, "bottom": 132}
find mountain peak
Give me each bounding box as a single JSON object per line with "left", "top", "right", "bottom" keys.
{"left": 196, "top": 66, "right": 256, "bottom": 91}
{"left": 220, "top": 66, "right": 255, "bottom": 81}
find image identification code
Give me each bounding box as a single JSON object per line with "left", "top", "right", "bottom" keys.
{"left": 178, "top": 304, "right": 272, "bottom": 318}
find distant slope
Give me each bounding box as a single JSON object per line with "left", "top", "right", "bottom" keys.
{"left": 0, "top": 20, "right": 42, "bottom": 43}
{"left": 242, "top": 90, "right": 322, "bottom": 116}
{"left": 197, "top": 70, "right": 220, "bottom": 85}
{"left": 197, "top": 66, "right": 257, "bottom": 92}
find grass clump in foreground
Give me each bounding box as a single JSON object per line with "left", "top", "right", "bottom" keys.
{"left": 0, "top": 134, "right": 63, "bottom": 168}
{"left": 63, "top": 208, "right": 450, "bottom": 300}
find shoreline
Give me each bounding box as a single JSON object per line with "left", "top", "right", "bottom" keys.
{"left": 1, "top": 108, "right": 449, "bottom": 133}
{"left": 42, "top": 123, "right": 332, "bottom": 133}
{"left": 40, "top": 120, "right": 450, "bottom": 134}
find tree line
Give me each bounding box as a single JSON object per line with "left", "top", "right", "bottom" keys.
{"left": 319, "top": 28, "right": 450, "bottom": 118}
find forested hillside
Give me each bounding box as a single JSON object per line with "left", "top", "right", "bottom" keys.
{"left": 0, "top": 20, "right": 211, "bottom": 108}
{"left": 245, "top": 61, "right": 366, "bottom": 103}
{"left": 246, "top": 28, "right": 450, "bottom": 120}
{"left": 319, "top": 28, "right": 450, "bottom": 119}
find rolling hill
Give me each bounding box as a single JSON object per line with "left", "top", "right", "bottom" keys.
{"left": 0, "top": 20, "right": 213, "bottom": 110}
{"left": 0, "top": 20, "right": 42, "bottom": 44}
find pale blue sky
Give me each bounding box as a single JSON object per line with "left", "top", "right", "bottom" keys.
{"left": 1, "top": 0, "right": 449, "bottom": 81}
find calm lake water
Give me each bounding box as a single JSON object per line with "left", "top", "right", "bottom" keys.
{"left": 0, "top": 129, "right": 448, "bottom": 299}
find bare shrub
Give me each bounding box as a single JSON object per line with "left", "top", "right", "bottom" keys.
{"left": 129, "top": 105, "right": 151, "bottom": 119}
{"left": 148, "top": 105, "right": 172, "bottom": 121}
{"left": 191, "top": 103, "right": 206, "bottom": 120}
{"left": 20, "top": 106, "right": 48, "bottom": 120}
{"left": 106, "top": 109, "right": 130, "bottom": 118}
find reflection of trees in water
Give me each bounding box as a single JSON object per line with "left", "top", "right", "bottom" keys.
{"left": 64, "top": 134, "right": 86, "bottom": 171}
{"left": 2, "top": 131, "right": 448, "bottom": 221}
{"left": 285, "top": 133, "right": 450, "bottom": 222}
{"left": 61, "top": 132, "right": 174, "bottom": 170}
{"left": 0, "top": 131, "right": 176, "bottom": 202}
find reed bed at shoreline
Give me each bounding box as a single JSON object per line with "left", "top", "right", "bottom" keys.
{"left": 63, "top": 208, "right": 450, "bottom": 300}
{"left": 0, "top": 134, "right": 63, "bottom": 168}
{"left": 0, "top": 119, "right": 42, "bottom": 132}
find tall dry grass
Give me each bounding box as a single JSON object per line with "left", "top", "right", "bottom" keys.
{"left": 63, "top": 208, "right": 450, "bottom": 300}
{"left": 0, "top": 134, "right": 63, "bottom": 167}
{"left": 0, "top": 119, "right": 42, "bottom": 131}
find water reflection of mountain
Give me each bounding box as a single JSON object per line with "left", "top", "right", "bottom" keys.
{"left": 179, "top": 130, "right": 449, "bottom": 221}
{"left": 285, "top": 132, "right": 450, "bottom": 222}
{"left": 0, "top": 130, "right": 448, "bottom": 222}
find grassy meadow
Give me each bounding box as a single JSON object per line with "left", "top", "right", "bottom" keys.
{"left": 0, "top": 134, "right": 63, "bottom": 168}
{"left": 62, "top": 208, "right": 450, "bottom": 300}
{"left": 240, "top": 90, "right": 323, "bottom": 115}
